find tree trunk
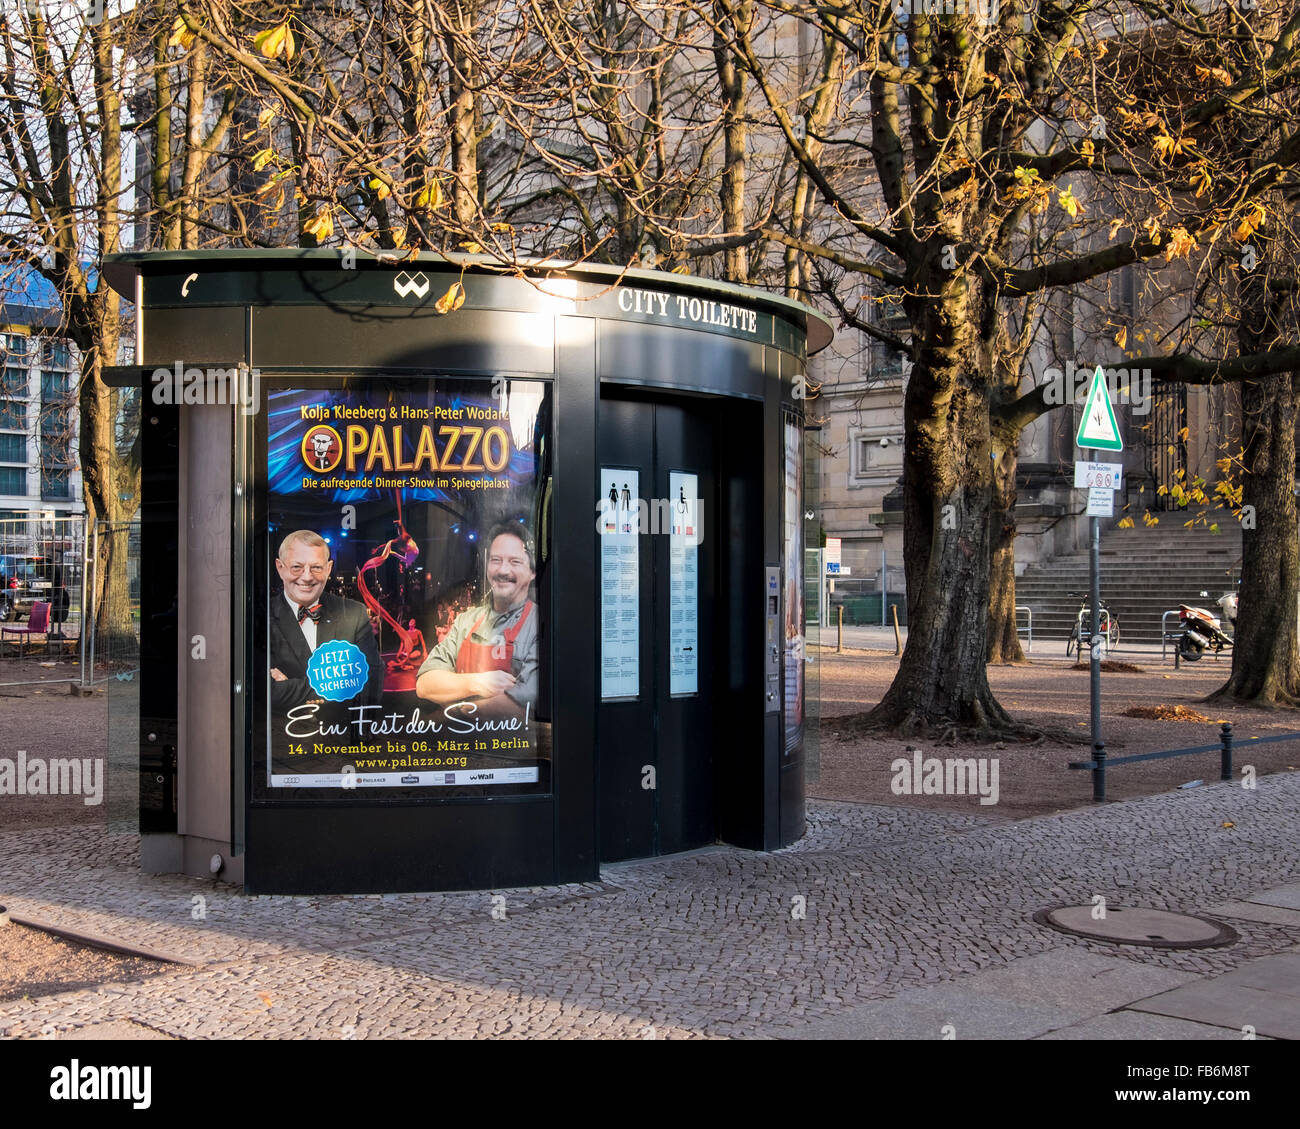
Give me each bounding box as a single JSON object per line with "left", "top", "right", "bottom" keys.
{"left": 713, "top": 0, "right": 750, "bottom": 283}
{"left": 445, "top": 8, "right": 479, "bottom": 233}
{"left": 1209, "top": 371, "right": 1300, "bottom": 705}
{"left": 987, "top": 417, "right": 1027, "bottom": 663}
{"left": 78, "top": 335, "right": 139, "bottom": 659}
{"left": 867, "top": 292, "right": 1017, "bottom": 735}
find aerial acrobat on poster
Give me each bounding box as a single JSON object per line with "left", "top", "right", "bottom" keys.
{"left": 355, "top": 489, "right": 428, "bottom": 692}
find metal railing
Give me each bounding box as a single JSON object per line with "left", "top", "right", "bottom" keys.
{"left": 1161, "top": 609, "right": 1181, "bottom": 662}
{"left": 1070, "top": 723, "right": 1300, "bottom": 802}
{"left": 1015, "top": 605, "right": 1032, "bottom": 653}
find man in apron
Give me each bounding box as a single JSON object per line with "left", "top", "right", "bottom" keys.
{"left": 415, "top": 523, "right": 537, "bottom": 721}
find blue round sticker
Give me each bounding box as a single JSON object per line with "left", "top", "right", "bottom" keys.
{"left": 307, "top": 640, "right": 370, "bottom": 702}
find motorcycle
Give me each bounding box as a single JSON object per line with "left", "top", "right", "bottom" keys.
{"left": 1177, "top": 591, "right": 1237, "bottom": 662}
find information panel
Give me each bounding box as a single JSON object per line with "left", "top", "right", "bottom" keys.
{"left": 783, "top": 416, "right": 804, "bottom": 755}
{"left": 669, "top": 470, "right": 699, "bottom": 696}
{"left": 600, "top": 468, "right": 640, "bottom": 700}
{"left": 262, "top": 377, "right": 550, "bottom": 794}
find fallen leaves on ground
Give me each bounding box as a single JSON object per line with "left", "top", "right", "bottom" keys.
{"left": 1070, "top": 660, "right": 1145, "bottom": 673}
{"left": 1120, "top": 704, "right": 1213, "bottom": 722}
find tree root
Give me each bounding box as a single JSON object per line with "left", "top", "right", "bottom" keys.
{"left": 831, "top": 708, "right": 1084, "bottom": 746}
{"left": 1204, "top": 682, "right": 1300, "bottom": 709}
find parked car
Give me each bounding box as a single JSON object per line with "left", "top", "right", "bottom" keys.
{"left": 0, "top": 554, "right": 71, "bottom": 624}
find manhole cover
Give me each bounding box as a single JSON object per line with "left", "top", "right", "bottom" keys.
{"left": 1033, "top": 905, "right": 1238, "bottom": 949}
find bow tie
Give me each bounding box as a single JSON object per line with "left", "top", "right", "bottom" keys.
{"left": 297, "top": 603, "right": 322, "bottom": 623}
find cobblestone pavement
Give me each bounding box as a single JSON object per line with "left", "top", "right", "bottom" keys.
{"left": 1, "top": 774, "right": 1297, "bottom": 1039}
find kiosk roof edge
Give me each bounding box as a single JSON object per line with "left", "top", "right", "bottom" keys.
{"left": 102, "top": 249, "right": 835, "bottom": 355}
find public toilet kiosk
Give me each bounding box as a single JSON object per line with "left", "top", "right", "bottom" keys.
{"left": 103, "top": 250, "right": 832, "bottom": 894}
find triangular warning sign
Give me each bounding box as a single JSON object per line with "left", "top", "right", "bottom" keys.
{"left": 1075, "top": 366, "right": 1123, "bottom": 451}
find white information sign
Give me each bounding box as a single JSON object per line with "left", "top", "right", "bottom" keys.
{"left": 825, "top": 536, "right": 841, "bottom": 568}
{"left": 600, "top": 468, "right": 640, "bottom": 700}
{"left": 669, "top": 471, "right": 699, "bottom": 696}
{"left": 1086, "top": 486, "right": 1114, "bottom": 517}
{"left": 1074, "top": 461, "right": 1124, "bottom": 491}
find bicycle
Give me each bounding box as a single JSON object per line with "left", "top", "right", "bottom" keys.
{"left": 1065, "top": 591, "right": 1119, "bottom": 658}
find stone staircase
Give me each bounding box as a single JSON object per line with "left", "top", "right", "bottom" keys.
{"left": 1015, "top": 511, "right": 1243, "bottom": 648}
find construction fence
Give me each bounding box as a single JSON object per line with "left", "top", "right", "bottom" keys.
{"left": 807, "top": 542, "right": 907, "bottom": 628}
{"left": 0, "top": 517, "right": 139, "bottom": 689}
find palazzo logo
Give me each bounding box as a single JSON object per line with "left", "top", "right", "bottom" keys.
{"left": 393, "top": 271, "right": 431, "bottom": 299}
{"left": 302, "top": 425, "right": 343, "bottom": 473}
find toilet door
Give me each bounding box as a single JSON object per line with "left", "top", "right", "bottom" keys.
{"left": 597, "top": 392, "right": 717, "bottom": 860}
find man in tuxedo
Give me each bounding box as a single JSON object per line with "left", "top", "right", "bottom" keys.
{"left": 270, "top": 530, "right": 385, "bottom": 720}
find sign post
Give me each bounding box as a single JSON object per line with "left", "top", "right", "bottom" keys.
{"left": 1075, "top": 366, "right": 1124, "bottom": 802}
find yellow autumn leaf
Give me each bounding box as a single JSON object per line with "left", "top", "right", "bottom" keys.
{"left": 253, "top": 23, "right": 295, "bottom": 61}
{"left": 1057, "top": 184, "right": 1084, "bottom": 218}
{"left": 1108, "top": 217, "right": 1125, "bottom": 240}
{"left": 392, "top": 226, "right": 407, "bottom": 248}
{"left": 434, "top": 282, "right": 466, "bottom": 314}
{"left": 1235, "top": 202, "right": 1265, "bottom": 242}
{"left": 460, "top": 241, "right": 483, "bottom": 254}
{"left": 258, "top": 107, "right": 276, "bottom": 129}
{"left": 1143, "top": 216, "right": 1162, "bottom": 246}
{"left": 368, "top": 177, "right": 391, "bottom": 201}
{"left": 1143, "top": 512, "right": 1159, "bottom": 526}
{"left": 1222, "top": 821, "right": 1234, "bottom": 829}
{"left": 168, "top": 16, "right": 196, "bottom": 50}
{"left": 1080, "top": 139, "right": 1095, "bottom": 166}
{"left": 1190, "top": 164, "right": 1212, "bottom": 198}
{"left": 1165, "top": 225, "right": 1198, "bottom": 262}
{"left": 1178, "top": 426, "right": 1190, "bottom": 441}
{"left": 1209, "top": 522, "right": 1220, "bottom": 534}
{"left": 490, "top": 222, "right": 513, "bottom": 233}
{"left": 303, "top": 207, "right": 333, "bottom": 241}
{"left": 1116, "top": 516, "right": 1135, "bottom": 528}
{"left": 1114, "top": 325, "right": 1127, "bottom": 349}
{"left": 414, "top": 180, "right": 444, "bottom": 210}
{"left": 252, "top": 148, "right": 275, "bottom": 173}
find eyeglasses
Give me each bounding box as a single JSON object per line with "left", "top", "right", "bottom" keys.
{"left": 284, "top": 563, "right": 328, "bottom": 577}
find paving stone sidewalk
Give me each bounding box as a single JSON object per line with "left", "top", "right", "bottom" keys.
{"left": 0, "top": 774, "right": 1297, "bottom": 1039}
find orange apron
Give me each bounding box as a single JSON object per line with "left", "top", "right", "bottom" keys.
{"left": 455, "top": 601, "right": 533, "bottom": 673}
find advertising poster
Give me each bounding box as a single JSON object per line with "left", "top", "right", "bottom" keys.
{"left": 263, "top": 376, "right": 550, "bottom": 794}
{"left": 783, "top": 416, "right": 804, "bottom": 754}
